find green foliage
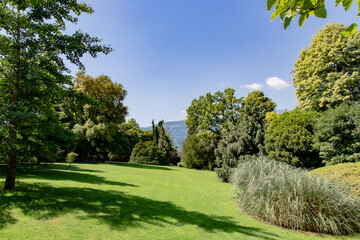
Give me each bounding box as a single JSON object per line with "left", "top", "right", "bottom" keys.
{"left": 72, "top": 120, "right": 142, "bottom": 162}
{"left": 115, "top": 122, "right": 142, "bottom": 161}
{"left": 181, "top": 133, "right": 216, "bottom": 170}
{"left": 232, "top": 157, "right": 360, "bottom": 235}
{"left": 313, "top": 104, "right": 360, "bottom": 165}
{"left": 311, "top": 162, "right": 360, "bottom": 199}
{"left": 66, "top": 152, "right": 78, "bottom": 164}
{"left": 152, "top": 120, "right": 180, "bottom": 165}
{"left": 292, "top": 23, "right": 360, "bottom": 111}
{"left": 74, "top": 71, "right": 128, "bottom": 124}
{"left": 139, "top": 129, "right": 154, "bottom": 142}
{"left": 241, "top": 91, "right": 276, "bottom": 125}
{"left": 0, "top": 0, "right": 111, "bottom": 189}
{"left": 268, "top": 0, "right": 358, "bottom": 32}
{"left": 215, "top": 91, "right": 276, "bottom": 182}
{"left": 215, "top": 119, "right": 263, "bottom": 182}
{"left": 66, "top": 72, "right": 130, "bottom": 162}
{"left": 185, "top": 88, "right": 243, "bottom": 135}
{"left": 128, "top": 118, "right": 140, "bottom": 128}
{"left": 129, "top": 141, "right": 168, "bottom": 165}
{"left": 265, "top": 109, "right": 321, "bottom": 168}
{"left": 264, "top": 111, "right": 280, "bottom": 124}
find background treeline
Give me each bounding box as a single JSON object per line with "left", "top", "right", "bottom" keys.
{"left": 181, "top": 23, "right": 360, "bottom": 176}
{"left": 1, "top": 71, "right": 179, "bottom": 166}
{"left": 179, "top": 23, "right": 360, "bottom": 235}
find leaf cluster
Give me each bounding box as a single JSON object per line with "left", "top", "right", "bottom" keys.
{"left": 268, "top": 0, "right": 359, "bottom": 35}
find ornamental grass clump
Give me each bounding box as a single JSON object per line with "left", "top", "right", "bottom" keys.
{"left": 231, "top": 157, "right": 360, "bottom": 235}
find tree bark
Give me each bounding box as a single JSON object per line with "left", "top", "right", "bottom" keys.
{"left": 4, "top": 144, "right": 17, "bottom": 190}
{"left": 4, "top": 9, "right": 21, "bottom": 190}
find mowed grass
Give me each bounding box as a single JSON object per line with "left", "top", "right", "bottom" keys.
{"left": 0, "top": 163, "right": 359, "bottom": 240}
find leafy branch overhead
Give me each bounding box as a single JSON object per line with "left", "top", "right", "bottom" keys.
{"left": 268, "top": 0, "right": 359, "bottom": 36}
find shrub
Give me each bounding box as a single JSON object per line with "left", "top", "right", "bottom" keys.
{"left": 129, "top": 141, "right": 168, "bottom": 165}
{"left": 313, "top": 104, "right": 360, "bottom": 165}
{"left": 180, "top": 133, "right": 216, "bottom": 170}
{"left": 312, "top": 162, "right": 360, "bottom": 199}
{"left": 231, "top": 157, "right": 360, "bottom": 235}
{"left": 265, "top": 109, "right": 321, "bottom": 168}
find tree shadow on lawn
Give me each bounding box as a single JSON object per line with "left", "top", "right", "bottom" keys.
{"left": 2, "top": 163, "right": 103, "bottom": 173}
{"left": 0, "top": 183, "right": 280, "bottom": 240}
{"left": 44, "top": 163, "right": 104, "bottom": 173}
{"left": 107, "top": 162, "right": 175, "bottom": 171}
{"left": 0, "top": 166, "right": 138, "bottom": 188}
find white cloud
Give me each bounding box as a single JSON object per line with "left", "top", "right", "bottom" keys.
{"left": 266, "top": 77, "right": 290, "bottom": 90}
{"left": 242, "top": 83, "right": 263, "bottom": 90}
{"left": 180, "top": 110, "right": 187, "bottom": 117}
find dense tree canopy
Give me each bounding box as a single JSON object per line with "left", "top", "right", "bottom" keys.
{"left": 185, "top": 88, "right": 243, "bottom": 136}
{"left": 181, "top": 132, "right": 216, "bottom": 170}
{"left": 292, "top": 23, "right": 360, "bottom": 111}
{"left": 152, "top": 120, "right": 179, "bottom": 165}
{"left": 129, "top": 141, "right": 168, "bottom": 166}
{"left": 0, "top": 0, "right": 111, "bottom": 190}
{"left": 313, "top": 104, "right": 360, "bottom": 165}
{"left": 215, "top": 91, "right": 276, "bottom": 182}
{"left": 74, "top": 71, "right": 127, "bottom": 124}
{"left": 215, "top": 120, "right": 260, "bottom": 182}
{"left": 265, "top": 110, "right": 321, "bottom": 168}
{"left": 241, "top": 91, "right": 277, "bottom": 129}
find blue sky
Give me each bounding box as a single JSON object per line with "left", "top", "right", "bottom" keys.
{"left": 68, "top": 1, "right": 359, "bottom": 127}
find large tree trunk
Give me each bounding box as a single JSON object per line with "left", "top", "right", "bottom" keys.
{"left": 4, "top": 146, "right": 17, "bottom": 190}
{"left": 4, "top": 13, "right": 20, "bottom": 191}
{"left": 4, "top": 84, "right": 19, "bottom": 190}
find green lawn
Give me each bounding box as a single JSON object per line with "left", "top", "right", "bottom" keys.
{"left": 0, "top": 163, "right": 358, "bottom": 240}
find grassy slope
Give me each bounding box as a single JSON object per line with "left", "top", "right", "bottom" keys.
{"left": 311, "top": 162, "right": 360, "bottom": 198}
{"left": 0, "top": 163, "right": 358, "bottom": 240}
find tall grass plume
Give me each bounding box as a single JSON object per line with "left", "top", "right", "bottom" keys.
{"left": 231, "top": 157, "right": 360, "bottom": 235}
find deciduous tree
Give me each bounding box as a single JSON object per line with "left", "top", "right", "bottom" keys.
{"left": 181, "top": 132, "right": 216, "bottom": 170}
{"left": 313, "top": 104, "right": 360, "bottom": 165}
{"left": 292, "top": 23, "right": 360, "bottom": 111}
{"left": 74, "top": 71, "right": 127, "bottom": 124}
{"left": 185, "top": 88, "right": 242, "bottom": 136}
{"left": 0, "top": 0, "right": 111, "bottom": 190}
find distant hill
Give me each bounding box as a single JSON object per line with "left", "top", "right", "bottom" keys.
{"left": 141, "top": 120, "right": 187, "bottom": 149}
